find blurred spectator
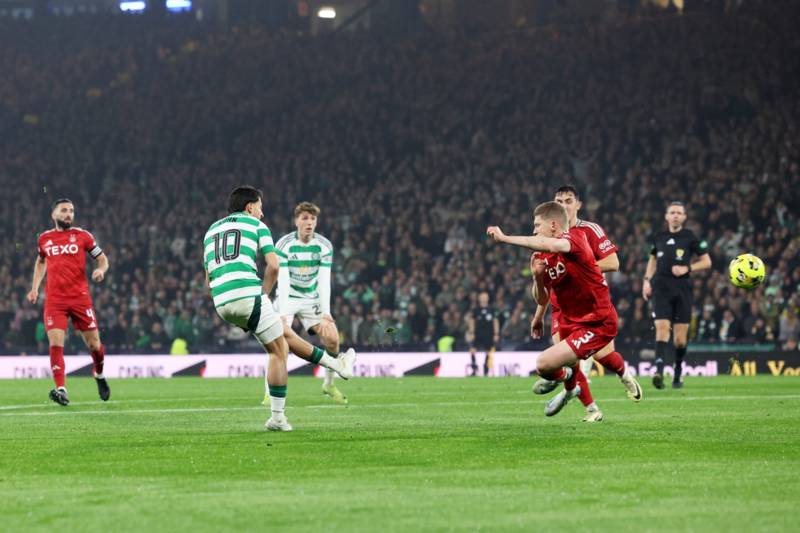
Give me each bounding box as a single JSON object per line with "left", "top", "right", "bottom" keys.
{"left": 0, "top": 6, "right": 798, "bottom": 353}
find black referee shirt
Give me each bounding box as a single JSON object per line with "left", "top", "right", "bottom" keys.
{"left": 650, "top": 229, "right": 709, "bottom": 282}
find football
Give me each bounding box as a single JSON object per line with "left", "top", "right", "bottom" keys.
{"left": 729, "top": 253, "right": 766, "bottom": 289}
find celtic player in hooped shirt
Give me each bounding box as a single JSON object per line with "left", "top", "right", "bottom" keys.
{"left": 28, "top": 198, "right": 110, "bottom": 406}
{"left": 273, "top": 201, "right": 350, "bottom": 405}
{"left": 204, "top": 186, "right": 355, "bottom": 432}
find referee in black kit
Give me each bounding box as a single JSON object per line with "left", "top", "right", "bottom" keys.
{"left": 466, "top": 291, "right": 500, "bottom": 377}
{"left": 642, "top": 202, "right": 712, "bottom": 389}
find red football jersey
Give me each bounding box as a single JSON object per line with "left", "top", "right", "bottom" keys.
{"left": 575, "top": 219, "right": 617, "bottom": 260}
{"left": 548, "top": 222, "right": 616, "bottom": 313}
{"left": 37, "top": 228, "right": 102, "bottom": 303}
{"left": 537, "top": 230, "right": 615, "bottom": 325}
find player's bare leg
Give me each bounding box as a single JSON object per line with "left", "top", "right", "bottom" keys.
{"left": 311, "top": 317, "right": 348, "bottom": 405}
{"left": 672, "top": 323, "right": 689, "bottom": 389}
{"left": 261, "top": 321, "right": 355, "bottom": 405}
{"left": 79, "top": 329, "right": 110, "bottom": 401}
{"left": 46, "top": 329, "right": 69, "bottom": 406}
{"left": 594, "top": 340, "right": 642, "bottom": 401}
{"left": 534, "top": 341, "right": 587, "bottom": 418}
{"left": 284, "top": 323, "right": 355, "bottom": 379}
{"left": 264, "top": 335, "right": 292, "bottom": 431}
{"left": 532, "top": 331, "right": 560, "bottom": 394}
{"left": 653, "top": 319, "right": 672, "bottom": 389}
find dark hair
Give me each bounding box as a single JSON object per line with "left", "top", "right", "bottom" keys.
{"left": 666, "top": 201, "right": 686, "bottom": 212}
{"left": 555, "top": 184, "right": 580, "bottom": 200}
{"left": 227, "top": 186, "right": 262, "bottom": 214}
{"left": 51, "top": 198, "right": 73, "bottom": 210}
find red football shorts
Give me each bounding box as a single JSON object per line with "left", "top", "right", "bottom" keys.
{"left": 44, "top": 300, "right": 98, "bottom": 332}
{"left": 550, "top": 309, "right": 561, "bottom": 338}
{"left": 559, "top": 315, "right": 617, "bottom": 360}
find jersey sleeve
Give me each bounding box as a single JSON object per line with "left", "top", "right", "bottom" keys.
{"left": 563, "top": 231, "right": 590, "bottom": 261}
{"left": 37, "top": 235, "right": 46, "bottom": 258}
{"left": 83, "top": 231, "right": 103, "bottom": 258}
{"left": 649, "top": 235, "right": 658, "bottom": 257}
{"left": 320, "top": 240, "right": 333, "bottom": 268}
{"left": 257, "top": 223, "right": 275, "bottom": 255}
{"left": 582, "top": 223, "right": 617, "bottom": 260}
{"left": 690, "top": 232, "right": 709, "bottom": 257}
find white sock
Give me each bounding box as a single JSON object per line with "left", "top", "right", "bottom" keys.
{"left": 270, "top": 396, "right": 286, "bottom": 418}
{"left": 586, "top": 402, "right": 599, "bottom": 412}
{"left": 57, "top": 386, "right": 67, "bottom": 393}
{"left": 324, "top": 367, "right": 335, "bottom": 387}
{"left": 94, "top": 372, "right": 105, "bottom": 380}
{"left": 580, "top": 358, "right": 594, "bottom": 378}
{"left": 318, "top": 352, "right": 341, "bottom": 373}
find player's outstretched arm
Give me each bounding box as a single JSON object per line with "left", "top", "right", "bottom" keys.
{"left": 91, "top": 252, "right": 109, "bottom": 282}
{"left": 27, "top": 256, "right": 47, "bottom": 304}
{"left": 486, "top": 226, "right": 570, "bottom": 253}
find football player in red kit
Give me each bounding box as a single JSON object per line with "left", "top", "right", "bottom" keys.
{"left": 27, "top": 199, "right": 110, "bottom": 406}
{"left": 487, "top": 201, "right": 639, "bottom": 421}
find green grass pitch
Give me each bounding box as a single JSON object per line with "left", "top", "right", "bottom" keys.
{"left": 0, "top": 376, "right": 797, "bottom": 532}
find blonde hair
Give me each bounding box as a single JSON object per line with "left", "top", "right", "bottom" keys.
{"left": 294, "top": 201, "right": 321, "bottom": 218}
{"left": 533, "top": 201, "right": 568, "bottom": 230}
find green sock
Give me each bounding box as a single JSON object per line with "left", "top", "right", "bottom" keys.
{"left": 268, "top": 385, "right": 287, "bottom": 398}
{"left": 311, "top": 346, "right": 324, "bottom": 365}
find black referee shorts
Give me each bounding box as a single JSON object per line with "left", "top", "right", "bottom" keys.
{"left": 652, "top": 278, "right": 692, "bottom": 324}
{"left": 470, "top": 339, "right": 495, "bottom": 352}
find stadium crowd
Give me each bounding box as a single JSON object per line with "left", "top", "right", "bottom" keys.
{"left": 1, "top": 2, "right": 798, "bottom": 354}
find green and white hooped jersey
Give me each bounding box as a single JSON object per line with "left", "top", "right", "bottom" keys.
{"left": 275, "top": 232, "right": 333, "bottom": 300}
{"left": 203, "top": 212, "right": 275, "bottom": 308}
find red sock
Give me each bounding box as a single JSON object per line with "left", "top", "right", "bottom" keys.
{"left": 599, "top": 351, "right": 626, "bottom": 377}
{"left": 91, "top": 344, "right": 105, "bottom": 376}
{"left": 564, "top": 365, "right": 579, "bottom": 391}
{"left": 539, "top": 366, "right": 567, "bottom": 382}
{"left": 576, "top": 368, "right": 594, "bottom": 406}
{"left": 50, "top": 346, "right": 65, "bottom": 389}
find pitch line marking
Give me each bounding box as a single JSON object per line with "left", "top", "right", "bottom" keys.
{"left": 1, "top": 394, "right": 800, "bottom": 417}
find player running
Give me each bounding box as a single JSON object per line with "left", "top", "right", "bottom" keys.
{"left": 271, "top": 202, "right": 349, "bottom": 404}
{"left": 204, "top": 187, "right": 355, "bottom": 432}
{"left": 487, "top": 202, "right": 635, "bottom": 422}
{"left": 530, "top": 186, "right": 641, "bottom": 417}
{"left": 27, "top": 198, "right": 110, "bottom": 406}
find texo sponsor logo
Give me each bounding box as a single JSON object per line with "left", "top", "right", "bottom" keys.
{"left": 45, "top": 244, "right": 79, "bottom": 256}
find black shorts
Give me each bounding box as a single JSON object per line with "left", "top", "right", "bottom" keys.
{"left": 470, "top": 339, "right": 495, "bottom": 352}
{"left": 652, "top": 278, "right": 692, "bottom": 324}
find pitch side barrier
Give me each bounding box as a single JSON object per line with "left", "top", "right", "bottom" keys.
{"left": 0, "top": 351, "right": 798, "bottom": 379}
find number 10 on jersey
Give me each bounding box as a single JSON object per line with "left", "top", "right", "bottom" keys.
{"left": 213, "top": 229, "right": 241, "bottom": 263}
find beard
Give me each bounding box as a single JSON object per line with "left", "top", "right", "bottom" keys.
{"left": 56, "top": 219, "right": 72, "bottom": 230}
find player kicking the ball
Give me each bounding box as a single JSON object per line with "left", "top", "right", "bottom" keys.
{"left": 205, "top": 187, "right": 355, "bottom": 431}
{"left": 270, "top": 202, "right": 349, "bottom": 405}
{"left": 27, "top": 198, "right": 110, "bottom": 406}
{"left": 487, "top": 201, "right": 638, "bottom": 422}
{"left": 530, "top": 186, "right": 641, "bottom": 418}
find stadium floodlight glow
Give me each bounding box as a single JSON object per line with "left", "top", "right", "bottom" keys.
{"left": 119, "top": 1, "right": 146, "bottom": 12}
{"left": 166, "top": 0, "right": 192, "bottom": 10}
{"left": 317, "top": 6, "right": 336, "bottom": 19}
